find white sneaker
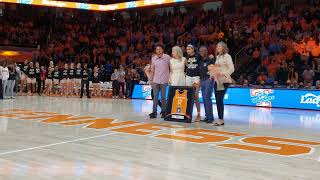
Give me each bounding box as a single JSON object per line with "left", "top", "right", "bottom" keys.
{"left": 11, "top": 97, "right": 16, "bottom": 99}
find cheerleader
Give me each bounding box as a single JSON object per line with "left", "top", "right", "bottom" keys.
{"left": 75, "top": 63, "right": 82, "bottom": 96}
{"left": 40, "top": 65, "right": 46, "bottom": 95}
{"left": 19, "top": 60, "right": 29, "bottom": 94}
{"left": 92, "top": 65, "right": 101, "bottom": 97}
{"left": 68, "top": 63, "right": 76, "bottom": 96}
{"left": 52, "top": 66, "right": 61, "bottom": 95}
{"left": 26, "top": 62, "right": 36, "bottom": 96}
{"left": 35, "top": 62, "right": 41, "bottom": 95}
{"left": 61, "top": 63, "right": 69, "bottom": 96}
{"left": 44, "top": 66, "right": 54, "bottom": 96}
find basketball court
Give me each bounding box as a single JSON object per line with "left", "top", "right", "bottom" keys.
{"left": 0, "top": 97, "right": 319, "bottom": 179}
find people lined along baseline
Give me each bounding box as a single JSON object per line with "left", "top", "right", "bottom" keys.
{"left": 1, "top": 42, "right": 235, "bottom": 126}
{"left": 1, "top": 60, "right": 141, "bottom": 99}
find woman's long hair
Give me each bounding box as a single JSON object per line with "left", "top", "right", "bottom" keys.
{"left": 215, "top": 42, "right": 229, "bottom": 56}
{"left": 172, "top": 46, "right": 184, "bottom": 60}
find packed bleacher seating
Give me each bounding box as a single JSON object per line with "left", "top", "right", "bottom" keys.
{"left": 0, "top": 0, "right": 319, "bottom": 100}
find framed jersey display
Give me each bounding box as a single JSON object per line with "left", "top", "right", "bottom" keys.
{"left": 165, "top": 86, "right": 195, "bottom": 123}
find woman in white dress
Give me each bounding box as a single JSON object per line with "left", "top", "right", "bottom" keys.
{"left": 169, "top": 46, "right": 186, "bottom": 86}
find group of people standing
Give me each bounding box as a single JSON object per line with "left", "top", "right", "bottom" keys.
{"left": 0, "top": 61, "right": 19, "bottom": 99}
{"left": 146, "top": 42, "right": 234, "bottom": 126}
{"left": 0, "top": 60, "right": 97, "bottom": 99}
{"left": 110, "top": 65, "right": 141, "bottom": 99}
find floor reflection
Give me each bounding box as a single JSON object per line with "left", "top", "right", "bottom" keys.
{"left": 1, "top": 97, "right": 320, "bottom": 130}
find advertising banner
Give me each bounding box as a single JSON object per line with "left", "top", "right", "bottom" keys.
{"left": 132, "top": 85, "right": 320, "bottom": 110}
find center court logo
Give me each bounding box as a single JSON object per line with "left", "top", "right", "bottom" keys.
{"left": 300, "top": 93, "right": 320, "bottom": 107}
{"left": 250, "top": 89, "right": 275, "bottom": 107}
{"left": 0, "top": 109, "right": 319, "bottom": 156}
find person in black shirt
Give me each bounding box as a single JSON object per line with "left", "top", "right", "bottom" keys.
{"left": 68, "top": 63, "right": 76, "bottom": 96}
{"left": 132, "top": 69, "right": 140, "bottom": 98}
{"left": 40, "top": 66, "right": 46, "bottom": 94}
{"left": 111, "top": 68, "right": 120, "bottom": 98}
{"left": 125, "top": 68, "right": 133, "bottom": 98}
{"left": 61, "top": 63, "right": 69, "bottom": 96}
{"left": 7, "top": 64, "right": 17, "bottom": 99}
{"left": 52, "top": 66, "right": 61, "bottom": 95}
{"left": 92, "top": 65, "right": 101, "bottom": 97}
{"left": 27, "top": 62, "right": 36, "bottom": 95}
{"left": 80, "top": 63, "right": 91, "bottom": 98}
{"left": 13, "top": 63, "right": 21, "bottom": 94}
{"left": 185, "top": 44, "right": 201, "bottom": 120}
{"left": 199, "top": 46, "right": 216, "bottom": 123}
{"left": 35, "top": 62, "right": 41, "bottom": 95}
{"left": 44, "top": 66, "right": 54, "bottom": 95}
{"left": 75, "top": 63, "right": 82, "bottom": 96}
{"left": 19, "top": 60, "right": 29, "bottom": 94}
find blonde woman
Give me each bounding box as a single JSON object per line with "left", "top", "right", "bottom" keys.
{"left": 212, "top": 42, "right": 235, "bottom": 126}
{"left": 169, "top": 46, "right": 186, "bottom": 86}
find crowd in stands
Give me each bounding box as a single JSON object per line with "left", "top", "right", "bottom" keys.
{"left": 236, "top": 1, "right": 320, "bottom": 89}
{"left": 0, "top": 11, "right": 50, "bottom": 46}
{"left": 0, "top": 0, "right": 319, "bottom": 99}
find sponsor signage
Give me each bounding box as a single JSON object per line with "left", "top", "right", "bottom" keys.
{"left": 132, "top": 85, "right": 320, "bottom": 110}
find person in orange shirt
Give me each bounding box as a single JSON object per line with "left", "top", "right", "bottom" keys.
{"left": 252, "top": 48, "right": 261, "bottom": 60}
{"left": 306, "top": 38, "right": 316, "bottom": 52}
{"left": 218, "top": 31, "right": 224, "bottom": 41}
{"left": 311, "top": 45, "right": 320, "bottom": 57}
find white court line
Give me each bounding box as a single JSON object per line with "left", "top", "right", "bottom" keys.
{"left": 0, "top": 132, "right": 119, "bottom": 156}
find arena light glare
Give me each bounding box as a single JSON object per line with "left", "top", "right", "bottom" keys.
{"left": 0, "top": 0, "right": 189, "bottom": 11}
{"left": 0, "top": 50, "right": 20, "bottom": 56}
